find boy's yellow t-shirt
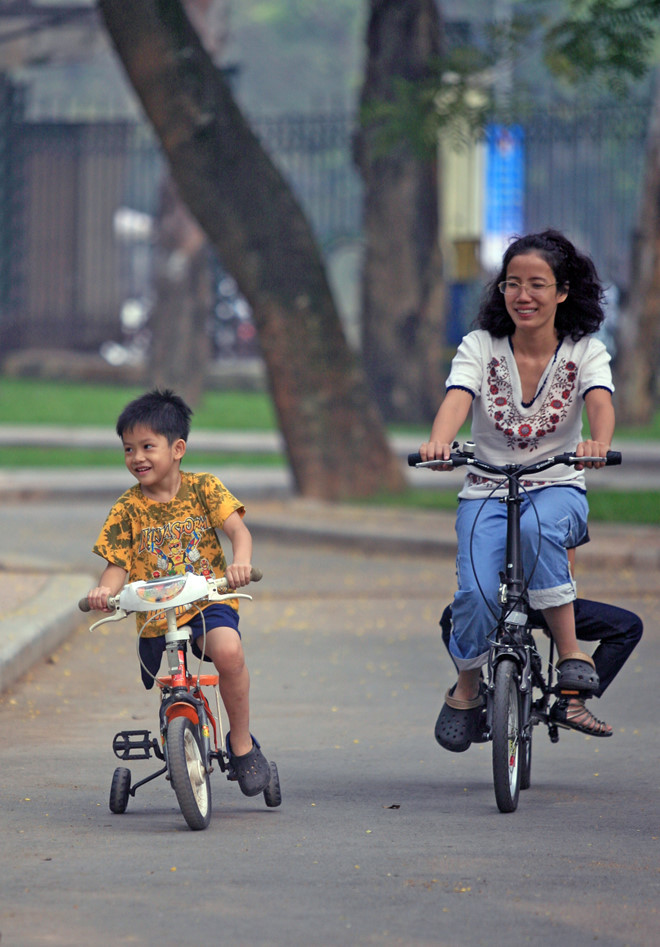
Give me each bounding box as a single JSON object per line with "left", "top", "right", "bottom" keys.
{"left": 93, "top": 471, "right": 244, "bottom": 637}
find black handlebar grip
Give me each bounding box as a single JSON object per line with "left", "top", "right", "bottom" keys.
{"left": 78, "top": 597, "right": 91, "bottom": 612}
{"left": 605, "top": 450, "right": 622, "bottom": 466}
{"left": 408, "top": 452, "right": 423, "bottom": 466}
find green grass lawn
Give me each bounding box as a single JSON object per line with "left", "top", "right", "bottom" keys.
{"left": 0, "top": 446, "right": 286, "bottom": 468}
{"left": 358, "top": 488, "right": 660, "bottom": 525}
{"left": 1, "top": 376, "right": 658, "bottom": 524}
{"left": 0, "top": 377, "right": 277, "bottom": 430}
{"left": 2, "top": 375, "right": 660, "bottom": 438}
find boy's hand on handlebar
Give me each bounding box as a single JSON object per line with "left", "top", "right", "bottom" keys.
{"left": 575, "top": 439, "right": 610, "bottom": 469}
{"left": 225, "top": 563, "right": 253, "bottom": 588}
{"left": 86, "top": 586, "right": 115, "bottom": 612}
{"left": 419, "top": 441, "right": 454, "bottom": 470}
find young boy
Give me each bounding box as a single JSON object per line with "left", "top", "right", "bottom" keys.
{"left": 86, "top": 388, "right": 271, "bottom": 797}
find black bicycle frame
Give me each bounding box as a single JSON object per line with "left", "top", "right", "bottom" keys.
{"left": 408, "top": 446, "right": 622, "bottom": 753}
{"left": 501, "top": 474, "right": 534, "bottom": 640}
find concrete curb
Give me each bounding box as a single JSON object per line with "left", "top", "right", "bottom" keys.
{"left": 0, "top": 570, "right": 95, "bottom": 695}
{"left": 2, "top": 490, "right": 659, "bottom": 697}
{"left": 248, "top": 510, "right": 660, "bottom": 573}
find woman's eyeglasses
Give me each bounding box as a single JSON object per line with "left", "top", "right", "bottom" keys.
{"left": 498, "top": 280, "right": 558, "bottom": 296}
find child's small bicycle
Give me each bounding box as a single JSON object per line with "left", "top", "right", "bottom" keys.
{"left": 79, "top": 568, "right": 281, "bottom": 830}
{"left": 409, "top": 443, "right": 621, "bottom": 813}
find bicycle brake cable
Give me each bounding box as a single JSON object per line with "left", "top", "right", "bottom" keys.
{"left": 468, "top": 471, "right": 543, "bottom": 630}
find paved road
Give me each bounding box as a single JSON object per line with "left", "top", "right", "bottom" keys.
{"left": 0, "top": 499, "right": 658, "bottom": 947}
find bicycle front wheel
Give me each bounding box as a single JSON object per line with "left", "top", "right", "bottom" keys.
{"left": 519, "top": 690, "right": 533, "bottom": 791}
{"left": 167, "top": 716, "right": 212, "bottom": 830}
{"left": 492, "top": 658, "right": 523, "bottom": 813}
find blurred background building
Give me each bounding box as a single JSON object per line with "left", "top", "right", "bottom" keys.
{"left": 0, "top": 1, "right": 648, "bottom": 368}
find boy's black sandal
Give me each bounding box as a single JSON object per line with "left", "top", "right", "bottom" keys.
{"left": 226, "top": 733, "right": 271, "bottom": 796}
{"left": 434, "top": 685, "right": 486, "bottom": 753}
{"left": 549, "top": 696, "right": 612, "bottom": 737}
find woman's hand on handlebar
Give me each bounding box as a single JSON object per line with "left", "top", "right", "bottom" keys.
{"left": 418, "top": 441, "right": 454, "bottom": 471}
{"left": 575, "top": 439, "right": 610, "bottom": 470}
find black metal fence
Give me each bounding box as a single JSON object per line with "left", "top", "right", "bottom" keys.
{"left": 0, "top": 81, "right": 650, "bottom": 354}
{"left": 522, "top": 104, "right": 649, "bottom": 291}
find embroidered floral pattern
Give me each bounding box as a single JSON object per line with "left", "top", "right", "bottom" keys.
{"left": 466, "top": 472, "right": 554, "bottom": 491}
{"left": 485, "top": 353, "right": 577, "bottom": 451}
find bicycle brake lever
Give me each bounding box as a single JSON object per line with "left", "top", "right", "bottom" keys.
{"left": 206, "top": 590, "right": 253, "bottom": 603}
{"left": 89, "top": 609, "right": 128, "bottom": 632}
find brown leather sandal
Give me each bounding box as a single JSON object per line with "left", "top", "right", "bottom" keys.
{"left": 550, "top": 696, "right": 612, "bottom": 737}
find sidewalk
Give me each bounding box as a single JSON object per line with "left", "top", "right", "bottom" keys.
{"left": 1, "top": 424, "right": 659, "bottom": 491}
{"left": 2, "top": 450, "right": 659, "bottom": 695}
{"left": 3, "top": 423, "right": 660, "bottom": 461}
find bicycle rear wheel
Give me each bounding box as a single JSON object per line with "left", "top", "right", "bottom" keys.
{"left": 167, "top": 716, "right": 212, "bottom": 830}
{"left": 492, "top": 658, "right": 522, "bottom": 812}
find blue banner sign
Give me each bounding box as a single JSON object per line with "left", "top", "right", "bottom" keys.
{"left": 482, "top": 124, "right": 525, "bottom": 269}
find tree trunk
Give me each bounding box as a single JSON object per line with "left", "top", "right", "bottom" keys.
{"left": 98, "top": 0, "right": 404, "bottom": 499}
{"left": 148, "top": 0, "right": 229, "bottom": 407}
{"left": 617, "top": 72, "right": 660, "bottom": 425}
{"left": 149, "top": 175, "right": 211, "bottom": 406}
{"left": 354, "top": 0, "right": 447, "bottom": 423}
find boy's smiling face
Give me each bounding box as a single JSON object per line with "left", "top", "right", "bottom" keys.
{"left": 121, "top": 423, "right": 186, "bottom": 497}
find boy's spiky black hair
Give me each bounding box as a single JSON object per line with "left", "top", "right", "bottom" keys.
{"left": 116, "top": 389, "right": 193, "bottom": 443}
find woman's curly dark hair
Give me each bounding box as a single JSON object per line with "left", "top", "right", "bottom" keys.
{"left": 476, "top": 229, "right": 606, "bottom": 340}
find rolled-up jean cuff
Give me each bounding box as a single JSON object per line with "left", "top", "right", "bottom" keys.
{"left": 528, "top": 580, "right": 577, "bottom": 611}
{"left": 451, "top": 650, "right": 490, "bottom": 672}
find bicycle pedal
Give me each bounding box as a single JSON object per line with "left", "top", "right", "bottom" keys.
{"left": 112, "top": 729, "right": 157, "bottom": 761}
{"left": 472, "top": 709, "right": 490, "bottom": 743}
{"left": 210, "top": 749, "right": 230, "bottom": 773}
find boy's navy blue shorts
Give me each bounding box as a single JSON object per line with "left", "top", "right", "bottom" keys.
{"left": 138, "top": 603, "right": 240, "bottom": 689}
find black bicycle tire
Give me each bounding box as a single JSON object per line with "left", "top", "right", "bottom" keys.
{"left": 263, "top": 760, "right": 282, "bottom": 808}
{"left": 167, "top": 716, "right": 212, "bottom": 830}
{"left": 520, "top": 737, "right": 532, "bottom": 790}
{"left": 520, "top": 691, "right": 533, "bottom": 790}
{"left": 492, "top": 658, "right": 522, "bottom": 812}
{"left": 109, "top": 766, "right": 131, "bottom": 814}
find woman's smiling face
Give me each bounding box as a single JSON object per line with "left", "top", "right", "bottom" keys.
{"left": 503, "top": 252, "right": 568, "bottom": 337}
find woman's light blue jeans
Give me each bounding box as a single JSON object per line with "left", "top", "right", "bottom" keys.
{"left": 449, "top": 486, "right": 589, "bottom": 671}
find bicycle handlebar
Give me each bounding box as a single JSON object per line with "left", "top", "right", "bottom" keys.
{"left": 407, "top": 449, "right": 622, "bottom": 473}
{"left": 78, "top": 566, "right": 263, "bottom": 613}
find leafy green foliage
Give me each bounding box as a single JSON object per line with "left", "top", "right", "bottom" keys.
{"left": 358, "top": 0, "right": 660, "bottom": 156}
{"left": 543, "top": 0, "right": 660, "bottom": 94}
{"left": 359, "top": 50, "right": 496, "bottom": 160}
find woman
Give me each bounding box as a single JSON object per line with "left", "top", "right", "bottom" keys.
{"left": 420, "top": 229, "right": 615, "bottom": 751}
